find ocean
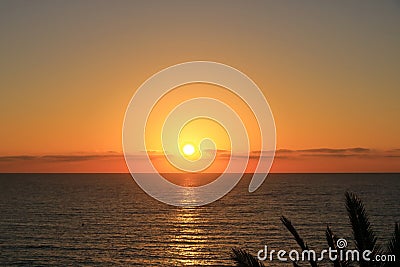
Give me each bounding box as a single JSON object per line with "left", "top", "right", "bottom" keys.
{"left": 0, "top": 173, "right": 399, "bottom": 266}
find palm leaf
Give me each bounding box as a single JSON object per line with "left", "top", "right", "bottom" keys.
{"left": 345, "top": 192, "right": 380, "bottom": 266}
{"left": 231, "top": 248, "right": 265, "bottom": 267}
{"left": 281, "top": 216, "right": 318, "bottom": 267}
{"left": 326, "top": 225, "right": 350, "bottom": 267}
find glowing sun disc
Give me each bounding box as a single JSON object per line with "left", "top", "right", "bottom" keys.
{"left": 182, "top": 144, "right": 195, "bottom": 156}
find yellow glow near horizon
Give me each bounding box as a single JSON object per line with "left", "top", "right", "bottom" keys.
{"left": 144, "top": 83, "right": 256, "bottom": 174}
{"left": 182, "top": 144, "right": 195, "bottom": 156}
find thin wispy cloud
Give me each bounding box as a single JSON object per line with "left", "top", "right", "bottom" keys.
{"left": 0, "top": 147, "right": 399, "bottom": 163}
{"left": 296, "top": 147, "right": 370, "bottom": 153}
{"left": 0, "top": 153, "right": 122, "bottom": 162}
{"left": 274, "top": 147, "right": 399, "bottom": 159}
{"left": 276, "top": 147, "right": 370, "bottom": 154}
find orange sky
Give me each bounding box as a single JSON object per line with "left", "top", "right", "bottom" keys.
{"left": 0, "top": 1, "right": 399, "bottom": 173}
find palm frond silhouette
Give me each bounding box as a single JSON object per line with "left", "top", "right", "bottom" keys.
{"left": 281, "top": 216, "right": 318, "bottom": 267}
{"left": 325, "top": 225, "right": 349, "bottom": 267}
{"left": 230, "top": 191, "right": 399, "bottom": 267}
{"left": 231, "top": 248, "right": 265, "bottom": 267}
{"left": 345, "top": 192, "right": 381, "bottom": 267}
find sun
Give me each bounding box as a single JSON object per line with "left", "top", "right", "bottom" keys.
{"left": 182, "top": 144, "right": 195, "bottom": 156}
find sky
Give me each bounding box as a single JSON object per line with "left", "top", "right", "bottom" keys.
{"left": 0, "top": 0, "right": 399, "bottom": 172}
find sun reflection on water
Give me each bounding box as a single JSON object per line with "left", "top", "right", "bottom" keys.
{"left": 165, "top": 206, "right": 212, "bottom": 266}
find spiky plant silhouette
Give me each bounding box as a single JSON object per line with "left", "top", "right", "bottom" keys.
{"left": 231, "top": 248, "right": 266, "bottom": 267}
{"left": 325, "top": 225, "right": 349, "bottom": 267}
{"left": 345, "top": 192, "right": 381, "bottom": 267}
{"left": 231, "top": 192, "right": 399, "bottom": 267}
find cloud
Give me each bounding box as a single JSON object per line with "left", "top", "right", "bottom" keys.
{"left": 0, "top": 155, "right": 37, "bottom": 161}
{"left": 277, "top": 147, "right": 370, "bottom": 154}
{"left": 299, "top": 147, "right": 370, "bottom": 153}
{"left": 252, "top": 147, "right": 399, "bottom": 159}
{"left": 0, "top": 147, "right": 399, "bottom": 163}
{"left": 0, "top": 153, "right": 123, "bottom": 162}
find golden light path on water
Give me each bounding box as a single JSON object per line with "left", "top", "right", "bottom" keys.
{"left": 165, "top": 207, "right": 211, "bottom": 266}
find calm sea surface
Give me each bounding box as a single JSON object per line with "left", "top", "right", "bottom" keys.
{"left": 0, "top": 173, "right": 399, "bottom": 266}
